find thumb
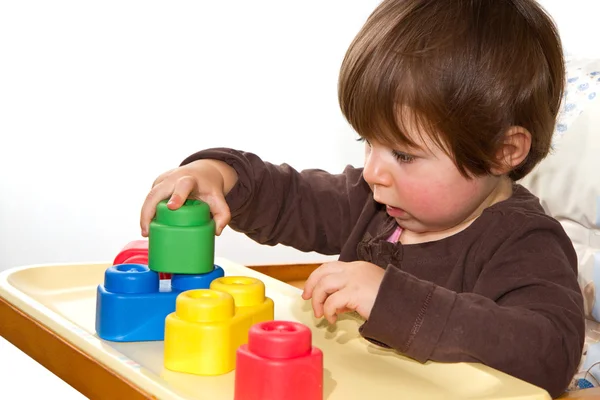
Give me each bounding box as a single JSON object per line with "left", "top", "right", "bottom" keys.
{"left": 202, "top": 193, "right": 232, "bottom": 236}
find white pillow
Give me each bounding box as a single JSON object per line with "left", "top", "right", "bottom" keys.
{"left": 519, "top": 56, "right": 600, "bottom": 322}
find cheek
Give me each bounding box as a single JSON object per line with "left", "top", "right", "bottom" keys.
{"left": 399, "top": 182, "right": 447, "bottom": 214}
{"left": 395, "top": 171, "right": 480, "bottom": 219}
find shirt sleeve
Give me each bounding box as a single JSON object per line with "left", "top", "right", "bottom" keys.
{"left": 180, "top": 148, "right": 372, "bottom": 255}
{"left": 358, "top": 215, "right": 585, "bottom": 398}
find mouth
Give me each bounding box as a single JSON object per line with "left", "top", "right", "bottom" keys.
{"left": 386, "top": 205, "right": 406, "bottom": 217}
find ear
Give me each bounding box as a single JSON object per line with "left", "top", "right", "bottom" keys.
{"left": 490, "top": 126, "right": 532, "bottom": 175}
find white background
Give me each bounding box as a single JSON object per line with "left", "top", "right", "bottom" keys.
{"left": 0, "top": 0, "right": 597, "bottom": 398}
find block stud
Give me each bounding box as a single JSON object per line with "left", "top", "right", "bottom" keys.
{"left": 210, "top": 276, "right": 265, "bottom": 307}
{"left": 249, "top": 320, "right": 312, "bottom": 359}
{"left": 104, "top": 264, "right": 159, "bottom": 294}
{"left": 175, "top": 289, "right": 235, "bottom": 323}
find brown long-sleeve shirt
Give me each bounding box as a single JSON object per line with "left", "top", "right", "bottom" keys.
{"left": 181, "top": 148, "right": 585, "bottom": 398}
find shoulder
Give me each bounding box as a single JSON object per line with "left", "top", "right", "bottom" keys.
{"left": 483, "top": 183, "right": 562, "bottom": 230}
{"left": 475, "top": 184, "right": 577, "bottom": 264}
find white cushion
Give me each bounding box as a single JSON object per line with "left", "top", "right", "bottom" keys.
{"left": 520, "top": 56, "right": 600, "bottom": 322}
{"left": 519, "top": 56, "right": 600, "bottom": 387}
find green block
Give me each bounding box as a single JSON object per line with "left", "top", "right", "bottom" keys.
{"left": 148, "top": 199, "right": 215, "bottom": 274}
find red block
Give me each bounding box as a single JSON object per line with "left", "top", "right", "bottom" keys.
{"left": 234, "top": 320, "right": 323, "bottom": 400}
{"left": 113, "top": 240, "right": 149, "bottom": 265}
{"left": 113, "top": 240, "right": 171, "bottom": 280}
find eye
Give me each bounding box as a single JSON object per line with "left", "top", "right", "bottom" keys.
{"left": 392, "top": 150, "right": 415, "bottom": 163}
{"left": 356, "top": 137, "right": 371, "bottom": 146}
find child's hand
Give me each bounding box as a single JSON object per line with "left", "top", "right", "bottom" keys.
{"left": 301, "top": 261, "right": 385, "bottom": 324}
{"left": 139, "top": 159, "right": 238, "bottom": 237}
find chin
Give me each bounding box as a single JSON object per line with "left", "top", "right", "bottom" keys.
{"left": 396, "top": 218, "right": 447, "bottom": 233}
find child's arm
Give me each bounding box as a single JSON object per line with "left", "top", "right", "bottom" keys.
{"left": 177, "top": 147, "right": 371, "bottom": 255}
{"left": 358, "top": 217, "right": 584, "bottom": 398}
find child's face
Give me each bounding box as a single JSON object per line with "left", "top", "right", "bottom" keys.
{"left": 362, "top": 133, "right": 506, "bottom": 235}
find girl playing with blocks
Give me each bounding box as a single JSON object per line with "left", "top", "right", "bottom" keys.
{"left": 140, "top": 0, "right": 585, "bottom": 397}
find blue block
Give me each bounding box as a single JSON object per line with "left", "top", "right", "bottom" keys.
{"left": 95, "top": 263, "right": 225, "bottom": 342}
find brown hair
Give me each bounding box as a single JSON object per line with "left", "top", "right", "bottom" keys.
{"left": 338, "top": 0, "right": 565, "bottom": 180}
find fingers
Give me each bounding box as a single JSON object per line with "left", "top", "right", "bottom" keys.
{"left": 141, "top": 161, "right": 233, "bottom": 237}
{"left": 302, "top": 262, "right": 341, "bottom": 300}
{"left": 311, "top": 273, "right": 343, "bottom": 319}
{"left": 303, "top": 264, "right": 346, "bottom": 319}
{"left": 167, "top": 176, "right": 196, "bottom": 209}
{"left": 141, "top": 174, "right": 231, "bottom": 237}
{"left": 322, "top": 290, "right": 352, "bottom": 324}
{"left": 301, "top": 262, "right": 358, "bottom": 324}
{"left": 140, "top": 175, "right": 196, "bottom": 236}
{"left": 302, "top": 266, "right": 323, "bottom": 300}
{"left": 140, "top": 183, "right": 172, "bottom": 236}
{"left": 199, "top": 193, "right": 231, "bottom": 236}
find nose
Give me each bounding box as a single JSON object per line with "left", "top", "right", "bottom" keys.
{"left": 363, "top": 147, "right": 392, "bottom": 188}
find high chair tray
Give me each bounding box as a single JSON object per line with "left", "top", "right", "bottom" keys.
{"left": 0, "top": 259, "right": 551, "bottom": 400}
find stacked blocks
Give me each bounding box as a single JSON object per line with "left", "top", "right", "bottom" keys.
{"left": 95, "top": 263, "right": 224, "bottom": 342}
{"left": 96, "top": 199, "right": 226, "bottom": 342}
{"left": 97, "top": 198, "right": 319, "bottom": 390}
{"left": 164, "top": 276, "right": 274, "bottom": 375}
{"left": 234, "top": 320, "right": 323, "bottom": 400}
{"left": 112, "top": 239, "right": 169, "bottom": 280}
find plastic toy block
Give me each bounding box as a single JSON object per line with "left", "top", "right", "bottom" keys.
{"left": 234, "top": 321, "right": 323, "bottom": 400}
{"left": 163, "top": 276, "right": 274, "bottom": 376}
{"left": 149, "top": 199, "right": 215, "bottom": 275}
{"left": 95, "top": 263, "right": 224, "bottom": 342}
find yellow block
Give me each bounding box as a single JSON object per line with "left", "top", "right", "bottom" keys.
{"left": 163, "top": 276, "right": 274, "bottom": 376}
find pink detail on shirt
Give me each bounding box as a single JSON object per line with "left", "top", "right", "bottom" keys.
{"left": 386, "top": 225, "right": 403, "bottom": 243}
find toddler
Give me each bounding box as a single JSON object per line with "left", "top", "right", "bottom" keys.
{"left": 140, "top": 0, "right": 585, "bottom": 397}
